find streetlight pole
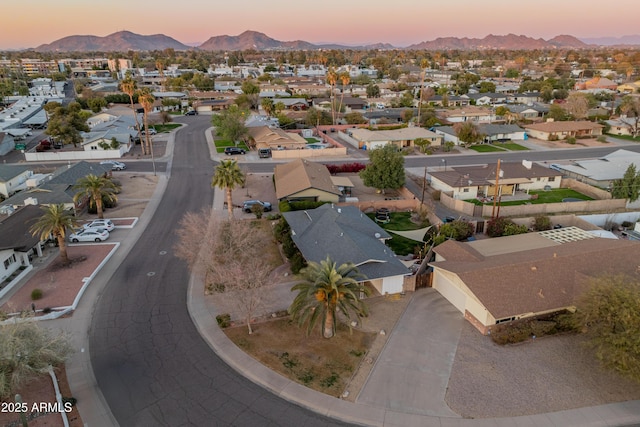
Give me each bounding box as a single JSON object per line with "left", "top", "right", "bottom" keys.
{"left": 442, "top": 158, "right": 447, "bottom": 171}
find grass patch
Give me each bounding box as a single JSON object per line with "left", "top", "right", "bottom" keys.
{"left": 366, "top": 211, "right": 429, "bottom": 256}
{"left": 495, "top": 142, "right": 529, "bottom": 151}
{"left": 468, "top": 144, "right": 506, "bottom": 153}
{"left": 151, "top": 123, "right": 182, "bottom": 133}
{"left": 469, "top": 188, "right": 593, "bottom": 206}
{"left": 214, "top": 139, "right": 250, "bottom": 153}
{"left": 605, "top": 134, "right": 640, "bottom": 143}
{"left": 305, "top": 137, "right": 321, "bottom": 143}
{"left": 225, "top": 318, "right": 374, "bottom": 397}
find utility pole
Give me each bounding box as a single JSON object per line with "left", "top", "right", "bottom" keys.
{"left": 491, "top": 159, "right": 501, "bottom": 218}
{"left": 420, "top": 166, "right": 427, "bottom": 208}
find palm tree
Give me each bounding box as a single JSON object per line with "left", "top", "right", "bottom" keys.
{"left": 211, "top": 160, "right": 245, "bottom": 219}
{"left": 336, "top": 71, "right": 351, "bottom": 123}
{"left": 120, "top": 75, "right": 142, "bottom": 149}
{"left": 417, "top": 58, "right": 429, "bottom": 127}
{"left": 73, "top": 174, "right": 119, "bottom": 219}
{"left": 30, "top": 204, "right": 77, "bottom": 265}
{"left": 326, "top": 67, "right": 338, "bottom": 125}
{"left": 288, "top": 257, "right": 370, "bottom": 339}
{"left": 138, "top": 89, "right": 155, "bottom": 157}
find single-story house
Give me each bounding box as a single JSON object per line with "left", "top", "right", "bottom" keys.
{"left": 507, "top": 104, "right": 548, "bottom": 120}
{"left": 268, "top": 98, "right": 309, "bottom": 111}
{"left": 429, "top": 160, "right": 562, "bottom": 200}
{"left": 429, "top": 229, "right": 640, "bottom": 334}
{"left": 605, "top": 117, "right": 638, "bottom": 136}
{"left": 247, "top": 126, "right": 307, "bottom": 150}
{"left": 437, "top": 106, "right": 495, "bottom": 124}
{"left": 312, "top": 96, "right": 368, "bottom": 111}
{"left": 274, "top": 159, "right": 352, "bottom": 202}
{"left": 550, "top": 149, "right": 640, "bottom": 189}
{"left": 507, "top": 92, "right": 542, "bottom": 104}
{"left": 283, "top": 204, "right": 410, "bottom": 295}
{"left": 427, "top": 95, "right": 469, "bottom": 107}
{"left": 0, "top": 204, "right": 47, "bottom": 283}
{"left": 345, "top": 127, "right": 442, "bottom": 150}
{"left": 463, "top": 92, "right": 508, "bottom": 106}
{"left": 524, "top": 121, "right": 604, "bottom": 141}
{"left": 574, "top": 77, "right": 618, "bottom": 91}
{"left": 0, "top": 165, "right": 33, "bottom": 198}
{"left": 193, "top": 99, "right": 235, "bottom": 113}
{"left": 433, "top": 124, "right": 525, "bottom": 146}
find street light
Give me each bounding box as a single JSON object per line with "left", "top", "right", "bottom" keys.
{"left": 442, "top": 158, "right": 447, "bottom": 171}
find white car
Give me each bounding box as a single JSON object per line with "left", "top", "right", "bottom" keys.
{"left": 141, "top": 128, "right": 157, "bottom": 135}
{"left": 83, "top": 219, "right": 115, "bottom": 232}
{"left": 100, "top": 160, "right": 126, "bottom": 171}
{"left": 69, "top": 228, "right": 110, "bottom": 243}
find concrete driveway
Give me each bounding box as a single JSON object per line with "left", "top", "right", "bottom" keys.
{"left": 357, "top": 287, "right": 464, "bottom": 418}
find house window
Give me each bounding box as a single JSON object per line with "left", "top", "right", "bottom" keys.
{"left": 548, "top": 177, "right": 555, "bottom": 182}
{"left": 91, "top": 146, "right": 97, "bottom": 150}
{"left": 536, "top": 178, "right": 541, "bottom": 181}
{"left": 3, "top": 254, "right": 16, "bottom": 269}
{"left": 463, "top": 188, "right": 469, "bottom": 192}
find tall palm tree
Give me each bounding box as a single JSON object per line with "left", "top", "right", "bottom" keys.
{"left": 120, "top": 75, "right": 143, "bottom": 150}
{"left": 138, "top": 89, "right": 155, "bottom": 157}
{"left": 73, "top": 174, "right": 119, "bottom": 219}
{"left": 417, "top": 58, "right": 429, "bottom": 127}
{"left": 211, "top": 160, "right": 245, "bottom": 219}
{"left": 336, "top": 71, "right": 351, "bottom": 123}
{"left": 288, "top": 257, "right": 370, "bottom": 339}
{"left": 326, "top": 67, "right": 338, "bottom": 125}
{"left": 30, "top": 204, "right": 77, "bottom": 265}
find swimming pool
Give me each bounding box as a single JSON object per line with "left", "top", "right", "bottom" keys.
{"left": 306, "top": 143, "right": 329, "bottom": 149}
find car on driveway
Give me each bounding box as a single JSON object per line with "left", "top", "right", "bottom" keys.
{"left": 83, "top": 219, "right": 115, "bottom": 232}
{"left": 224, "top": 147, "right": 245, "bottom": 155}
{"left": 243, "top": 200, "right": 272, "bottom": 213}
{"left": 184, "top": 110, "right": 198, "bottom": 116}
{"left": 100, "top": 160, "right": 127, "bottom": 171}
{"left": 141, "top": 128, "right": 157, "bottom": 136}
{"left": 69, "top": 228, "right": 110, "bottom": 242}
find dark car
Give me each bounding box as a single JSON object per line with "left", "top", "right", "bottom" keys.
{"left": 224, "top": 147, "right": 245, "bottom": 155}
{"left": 184, "top": 110, "right": 198, "bottom": 116}
{"left": 243, "top": 200, "right": 272, "bottom": 213}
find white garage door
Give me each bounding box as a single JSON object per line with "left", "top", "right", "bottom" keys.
{"left": 434, "top": 277, "right": 467, "bottom": 314}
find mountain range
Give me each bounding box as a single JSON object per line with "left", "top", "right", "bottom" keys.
{"left": 31, "top": 30, "right": 638, "bottom": 52}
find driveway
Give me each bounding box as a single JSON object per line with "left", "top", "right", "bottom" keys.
{"left": 356, "top": 288, "right": 464, "bottom": 417}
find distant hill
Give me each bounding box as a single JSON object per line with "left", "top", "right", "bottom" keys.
{"left": 407, "top": 33, "right": 589, "bottom": 50}
{"left": 34, "top": 31, "right": 190, "bottom": 52}
{"left": 580, "top": 35, "right": 640, "bottom": 46}
{"left": 27, "top": 30, "right": 635, "bottom": 53}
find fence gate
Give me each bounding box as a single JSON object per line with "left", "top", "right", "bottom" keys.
{"left": 415, "top": 272, "right": 432, "bottom": 289}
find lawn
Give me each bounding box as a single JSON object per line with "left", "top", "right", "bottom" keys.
{"left": 606, "top": 134, "right": 640, "bottom": 142}
{"left": 469, "top": 188, "right": 593, "bottom": 206}
{"left": 151, "top": 123, "right": 182, "bottom": 133}
{"left": 305, "top": 137, "right": 321, "bottom": 143}
{"left": 366, "top": 211, "right": 429, "bottom": 256}
{"left": 495, "top": 142, "right": 529, "bottom": 151}
{"left": 225, "top": 319, "right": 374, "bottom": 397}
{"left": 468, "top": 144, "right": 506, "bottom": 153}
{"left": 214, "top": 139, "right": 250, "bottom": 153}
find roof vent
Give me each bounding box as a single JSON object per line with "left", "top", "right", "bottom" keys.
{"left": 374, "top": 233, "right": 381, "bottom": 238}
{"left": 337, "top": 208, "right": 341, "bottom": 214}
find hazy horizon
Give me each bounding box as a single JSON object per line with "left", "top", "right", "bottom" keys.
{"left": 3, "top": 0, "right": 639, "bottom": 50}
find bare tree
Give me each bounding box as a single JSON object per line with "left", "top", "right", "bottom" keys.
{"left": 174, "top": 212, "right": 271, "bottom": 334}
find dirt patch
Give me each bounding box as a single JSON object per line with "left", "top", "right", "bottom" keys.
{"left": 79, "top": 173, "right": 158, "bottom": 220}
{"left": 0, "top": 365, "right": 83, "bottom": 427}
{"left": 525, "top": 137, "right": 613, "bottom": 149}
{"left": 225, "top": 319, "right": 375, "bottom": 398}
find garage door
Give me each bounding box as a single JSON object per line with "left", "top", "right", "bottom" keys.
{"left": 433, "top": 277, "right": 467, "bottom": 314}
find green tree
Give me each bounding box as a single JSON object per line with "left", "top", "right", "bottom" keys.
{"left": 478, "top": 81, "right": 496, "bottom": 93}
{"left": 439, "top": 220, "right": 474, "bottom": 241}
{"left": 344, "top": 112, "right": 367, "bottom": 124}
{"left": 619, "top": 95, "right": 640, "bottom": 137}
{"left": 73, "top": 174, "right": 119, "bottom": 219}
{"left": 366, "top": 83, "right": 380, "bottom": 98}
{"left": 30, "top": 204, "right": 77, "bottom": 265}
{"left": 211, "top": 160, "right": 246, "bottom": 219}
{"left": 120, "top": 75, "right": 142, "bottom": 146}
{"left": 211, "top": 105, "right": 249, "bottom": 143}
{"left": 261, "top": 98, "right": 274, "bottom": 117}
{"left": 453, "top": 122, "right": 483, "bottom": 146}
{"left": 305, "top": 107, "right": 332, "bottom": 126}
{"left": 138, "top": 89, "right": 155, "bottom": 156}
{"left": 288, "top": 257, "right": 370, "bottom": 339}
{"left": 547, "top": 104, "right": 568, "bottom": 122}
{"left": 575, "top": 275, "right": 640, "bottom": 382}
{"left": 0, "top": 321, "right": 73, "bottom": 398}
{"left": 612, "top": 164, "right": 640, "bottom": 202}
{"left": 359, "top": 144, "right": 405, "bottom": 193}
{"left": 414, "top": 137, "right": 431, "bottom": 153}
{"left": 44, "top": 101, "right": 89, "bottom": 147}
{"left": 86, "top": 96, "right": 107, "bottom": 113}
{"left": 241, "top": 79, "right": 260, "bottom": 109}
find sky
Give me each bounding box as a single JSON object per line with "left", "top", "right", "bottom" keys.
{"left": 3, "top": 0, "right": 639, "bottom": 50}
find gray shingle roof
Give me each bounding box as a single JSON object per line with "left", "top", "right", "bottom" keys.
{"left": 283, "top": 204, "right": 409, "bottom": 281}
{"left": 47, "top": 161, "right": 111, "bottom": 185}
{"left": 0, "top": 165, "right": 30, "bottom": 182}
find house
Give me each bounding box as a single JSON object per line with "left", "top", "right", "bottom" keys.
{"left": 463, "top": 92, "right": 508, "bottom": 106}
{"left": 345, "top": 127, "right": 442, "bottom": 150}
{"left": 283, "top": 204, "right": 410, "bottom": 295}
{"left": 312, "top": 96, "right": 368, "bottom": 111}
{"left": 433, "top": 124, "right": 525, "bottom": 146}
{"left": 524, "top": 121, "right": 604, "bottom": 141}
{"left": 605, "top": 117, "right": 637, "bottom": 136}
{"left": 550, "top": 149, "right": 640, "bottom": 189}
{"left": 427, "top": 95, "right": 470, "bottom": 107}
{"left": 267, "top": 98, "right": 309, "bottom": 111}
{"left": 508, "top": 92, "right": 542, "bottom": 104}
{"left": 574, "top": 76, "right": 618, "bottom": 91}
{"left": 0, "top": 165, "right": 33, "bottom": 198}
{"left": 429, "top": 160, "right": 562, "bottom": 200}
{"left": 247, "top": 126, "right": 307, "bottom": 150}
{"left": 274, "top": 159, "right": 352, "bottom": 202}
{"left": 617, "top": 81, "right": 640, "bottom": 94}
{"left": 193, "top": 99, "right": 235, "bottom": 113}
{"left": 0, "top": 205, "right": 46, "bottom": 284}
{"left": 437, "top": 106, "right": 495, "bottom": 124}
{"left": 429, "top": 230, "right": 640, "bottom": 334}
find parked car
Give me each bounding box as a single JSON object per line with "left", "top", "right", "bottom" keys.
{"left": 69, "top": 228, "right": 110, "bottom": 243}
{"left": 141, "top": 128, "right": 157, "bottom": 135}
{"left": 243, "top": 200, "right": 272, "bottom": 213}
{"left": 83, "top": 219, "right": 115, "bottom": 232}
{"left": 258, "top": 148, "right": 272, "bottom": 158}
{"left": 100, "top": 160, "right": 127, "bottom": 171}
{"left": 224, "top": 147, "right": 245, "bottom": 155}
{"left": 184, "top": 110, "right": 198, "bottom": 116}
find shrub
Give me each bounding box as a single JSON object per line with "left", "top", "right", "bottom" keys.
{"left": 503, "top": 222, "right": 528, "bottom": 236}
{"left": 31, "top": 288, "right": 43, "bottom": 300}
{"left": 596, "top": 135, "right": 608, "bottom": 143}
{"left": 565, "top": 136, "right": 576, "bottom": 144}
{"left": 432, "top": 190, "right": 441, "bottom": 201}
{"left": 273, "top": 217, "right": 290, "bottom": 243}
{"left": 278, "top": 200, "right": 291, "bottom": 212}
{"left": 290, "top": 252, "right": 307, "bottom": 274}
{"left": 439, "top": 220, "right": 474, "bottom": 241}
{"left": 216, "top": 313, "right": 231, "bottom": 328}
{"left": 532, "top": 215, "right": 552, "bottom": 231}
{"left": 324, "top": 162, "right": 366, "bottom": 175}
{"left": 487, "top": 217, "right": 521, "bottom": 237}
{"left": 289, "top": 200, "right": 328, "bottom": 211}
{"left": 548, "top": 134, "right": 559, "bottom": 141}
{"left": 251, "top": 204, "right": 264, "bottom": 219}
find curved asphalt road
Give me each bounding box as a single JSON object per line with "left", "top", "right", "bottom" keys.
{"left": 89, "top": 118, "right": 350, "bottom": 426}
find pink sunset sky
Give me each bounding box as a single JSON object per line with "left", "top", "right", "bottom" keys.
{"left": 3, "top": 0, "right": 638, "bottom": 49}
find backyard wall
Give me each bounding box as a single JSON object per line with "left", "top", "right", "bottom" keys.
{"left": 25, "top": 147, "right": 126, "bottom": 162}
{"left": 439, "top": 191, "right": 476, "bottom": 216}
{"left": 271, "top": 146, "right": 347, "bottom": 159}
{"left": 561, "top": 178, "right": 612, "bottom": 199}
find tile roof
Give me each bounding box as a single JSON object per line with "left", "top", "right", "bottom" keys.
{"left": 524, "top": 121, "right": 603, "bottom": 133}
{"left": 430, "top": 161, "right": 560, "bottom": 188}
{"left": 274, "top": 159, "right": 342, "bottom": 200}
